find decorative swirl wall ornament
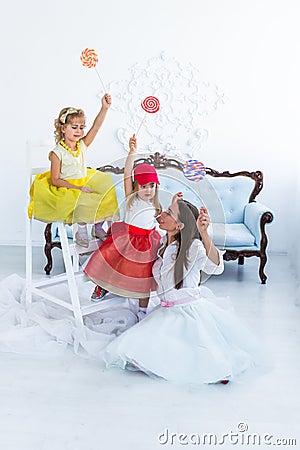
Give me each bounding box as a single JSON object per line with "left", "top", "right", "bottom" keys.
{"left": 105, "top": 52, "right": 225, "bottom": 159}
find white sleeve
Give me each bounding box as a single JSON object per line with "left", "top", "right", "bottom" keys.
{"left": 49, "top": 146, "right": 62, "bottom": 161}
{"left": 189, "top": 240, "right": 225, "bottom": 275}
{"left": 80, "top": 139, "right": 87, "bottom": 154}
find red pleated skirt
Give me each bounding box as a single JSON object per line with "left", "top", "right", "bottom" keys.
{"left": 84, "top": 221, "right": 161, "bottom": 298}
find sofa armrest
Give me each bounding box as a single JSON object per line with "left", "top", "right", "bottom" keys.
{"left": 244, "top": 202, "right": 274, "bottom": 245}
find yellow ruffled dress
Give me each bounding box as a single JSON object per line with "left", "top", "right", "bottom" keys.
{"left": 28, "top": 140, "right": 119, "bottom": 224}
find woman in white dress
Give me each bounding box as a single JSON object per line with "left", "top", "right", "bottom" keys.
{"left": 104, "top": 195, "right": 261, "bottom": 386}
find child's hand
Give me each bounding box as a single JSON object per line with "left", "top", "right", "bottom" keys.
{"left": 197, "top": 206, "right": 210, "bottom": 232}
{"left": 129, "top": 134, "right": 137, "bottom": 153}
{"left": 172, "top": 192, "right": 183, "bottom": 204}
{"left": 102, "top": 93, "right": 112, "bottom": 109}
{"left": 80, "top": 186, "right": 93, "bottom": 193}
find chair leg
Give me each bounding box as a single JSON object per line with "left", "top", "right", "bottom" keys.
{"left": 24, "top": 215, "right": 33, "bottom": 308}
{"left": 58, "top": 223, "right": 85, "bottom": 338}
{"left": 238, "top": 255, "right": 244, "bottom": 265}
{"left": 44, "top": 223, "right": 54, "bottom": 275}
{"left": 71, "top": 224, "right": 80, "bottom": 272}
{"left": 259, "top": 253, "right": 267, "bottom": 284}
{"left": 72, "top": 255, "right": 80, "bottom": 272}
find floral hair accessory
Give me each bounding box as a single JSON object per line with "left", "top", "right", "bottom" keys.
{"left": 60, "top": 108, "right": 79, "bottom": 124}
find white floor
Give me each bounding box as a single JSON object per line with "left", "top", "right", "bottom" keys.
{"left": 0, "top": 247, "right": 300, "bottom": 450}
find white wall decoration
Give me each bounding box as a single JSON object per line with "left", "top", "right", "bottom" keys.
{"left": 104, "top": 52, "right": 225, "bottom": 159}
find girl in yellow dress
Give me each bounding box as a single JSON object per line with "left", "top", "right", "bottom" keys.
{"left": 28, "top": 94, "right": 119, "bottom": 247}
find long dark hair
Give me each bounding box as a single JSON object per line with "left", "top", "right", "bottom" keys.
{"left": 174, "top": 200, "right": 201, "bottom": 289}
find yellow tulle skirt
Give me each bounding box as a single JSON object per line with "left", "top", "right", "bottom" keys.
{"left": 28, "top": 169, "right": 119, "bottom": 224}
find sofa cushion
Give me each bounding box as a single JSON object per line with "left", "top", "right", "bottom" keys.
{"left": 209, "top": 223, "right": 256, "bottom": 248}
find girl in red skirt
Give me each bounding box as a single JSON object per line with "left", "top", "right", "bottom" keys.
{"left": 84, "top": 134, "right": 162, "bottom": 320}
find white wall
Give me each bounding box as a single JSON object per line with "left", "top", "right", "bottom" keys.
{"left": 1, "top": 0, "right": 299, "bottom": 256}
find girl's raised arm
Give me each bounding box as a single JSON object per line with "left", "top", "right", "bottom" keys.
{"left": 124, "top": 134, "right": 137, "bottom": 198}
{"left": 83, "top": 94, "right": 112, "bottom": 148}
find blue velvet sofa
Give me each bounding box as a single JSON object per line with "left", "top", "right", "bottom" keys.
{"left": 44, "top": 152, "right": 274, "bottom": 283}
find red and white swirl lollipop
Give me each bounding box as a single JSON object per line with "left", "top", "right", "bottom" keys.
{"left": 141, "top": 96, "right": 160, "bottom": 114}
{"left": 80, "top": 48, "right": 106, "bottom": 92}
{"left": 136, "top": 96, "right": 160, "bottom": 135}
{"left": 183, "top": 160, "right": 206, "bottom": 182}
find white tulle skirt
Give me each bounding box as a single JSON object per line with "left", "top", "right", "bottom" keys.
{"left": 104, "top": 288, "right": 262, "bottom": 386}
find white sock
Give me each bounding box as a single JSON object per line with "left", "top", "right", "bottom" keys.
{"left": 77, "top": 224, "right": 88, "bottom": 236}
{"left": 139, "top": 307, "right": 147, "bottom": 313}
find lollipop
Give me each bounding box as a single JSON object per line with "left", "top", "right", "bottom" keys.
{"left": 141, "top": 96, "right": 160, "bottom": 114}
{"left": 80, "top": 48, "right": 106, "bottom": 92}
{"left": 80, "top": 48, "right": 98, "bottom": 68}
{"left": 136, "top": 96, "right": 160, "bottom": 135}
{"left": 183, "top": 160, "right": 206, "bottom": 182}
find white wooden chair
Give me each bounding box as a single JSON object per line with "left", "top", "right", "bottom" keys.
{"left": 24, "top": 140, "right": 116, "bottom": 338}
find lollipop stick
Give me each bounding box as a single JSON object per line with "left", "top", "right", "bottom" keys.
{"left": 95, "top": 68, "right": 106, "bottom": 93}
{"left": 136, "top": 112, "right": 147, "bottom": 136}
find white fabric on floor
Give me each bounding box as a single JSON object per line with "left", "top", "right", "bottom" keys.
{"left": 0, "top": 274, "right": 140, "bottom": 359}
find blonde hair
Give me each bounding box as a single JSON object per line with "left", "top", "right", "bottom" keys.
{"left": 54, "top": 107, "right": 85, "bottom": 144}
{"left": 126, "top": 181, "right": 162, "bottom": 217}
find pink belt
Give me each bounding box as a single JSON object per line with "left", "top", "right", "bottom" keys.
{"left": 161, "top": 296, "right": 197, "bottom": 307}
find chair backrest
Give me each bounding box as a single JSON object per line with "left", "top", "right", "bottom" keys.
{"left": 26, "top": 139, "right": 52, "bottom": 181}
{"left": 206, "top": 176, "right": 256, "bottom": 223}
{"left": 26, "top": 140, "right": 53, "bottom": 242}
